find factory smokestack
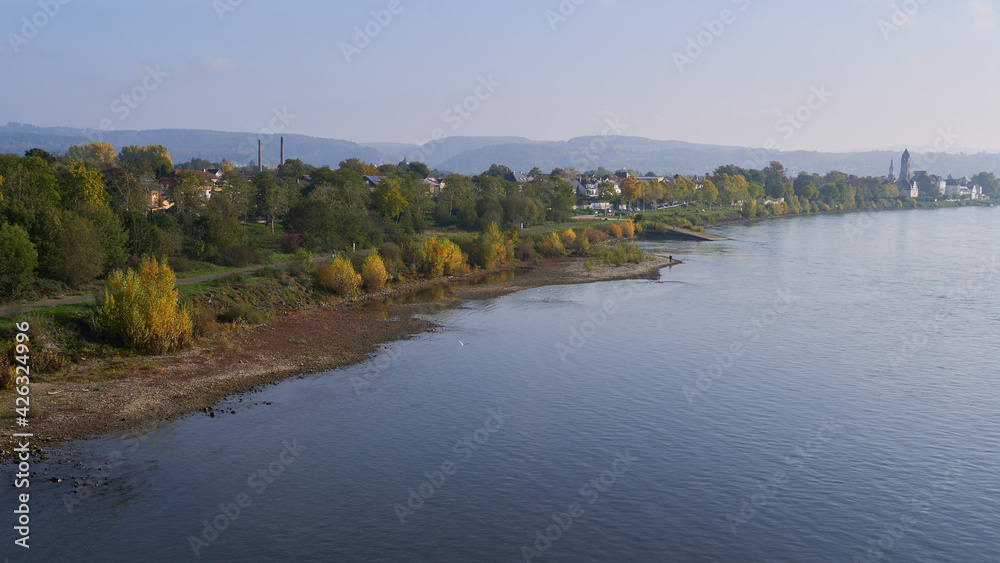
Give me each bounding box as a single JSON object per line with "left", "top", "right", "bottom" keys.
{"left": 258, "top": 139, "right": 263, "bottom": 173}
{"left": 280, "top": 136, "right": 285, "bottom": 166}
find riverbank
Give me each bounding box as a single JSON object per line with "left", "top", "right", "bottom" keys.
{"left": 0, "top": 254, "right": 677, "bottom": 463}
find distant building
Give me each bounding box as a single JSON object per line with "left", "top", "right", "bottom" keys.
{"left": 504, "top": 171, "right": 534, "bottom": 183}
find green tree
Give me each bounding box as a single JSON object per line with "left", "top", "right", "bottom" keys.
{"left": 48, "top": 212, "right": 106, "bottom": 288}
{"left": 373, "top": 178, "right": 408, "bottom": 221}
{"left": 76, "top": 203, "right": 129, "bottom": 269}
{"left": 254, "top": 172, "right": 291, "bottom": 234}
{"left": 0, "top": 223, "right": 37, "bottom": 297}
{"left": 118, "top": 145, "right": 173, "bottom": 177}
{"left": 103, "top": 167, "right": 148, "bottom": 213}
{"left": 971, "top": 172, "right": 1000, "bottom": 199}
{"left": 699, "top": 178, "right": 719, "bottom": 208}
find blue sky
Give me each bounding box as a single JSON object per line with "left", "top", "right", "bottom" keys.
{"left": 3, "top": 0, "right": 998, "bottom": 152}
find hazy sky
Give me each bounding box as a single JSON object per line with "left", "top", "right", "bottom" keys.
{"left": 3, "top": 0, "right": 998, "bottom": 152}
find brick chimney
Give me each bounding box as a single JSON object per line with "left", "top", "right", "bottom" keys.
{"left": 280, "top": 136, "right": 285, "bottom": 166}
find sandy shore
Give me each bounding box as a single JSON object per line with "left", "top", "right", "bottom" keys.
{"left": 1, "top": 254, "right": 677, "bottom": 462}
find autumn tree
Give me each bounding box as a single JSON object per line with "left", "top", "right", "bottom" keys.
{"left": 57, "top": 159, "right": 107, "bottom": 207}
{"left": 68, "top": 142, "right": 117, "bottom": 168}
{"left": 338, "top": 158, "right": 380, "bottom": 177}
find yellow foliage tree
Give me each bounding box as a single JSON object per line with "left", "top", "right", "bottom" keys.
{"left": 560, "top": 228, "right": 577, "bottom": 248}
{"left": 318, "top": 257, "right": 361, "bottom": 296}
{"left": 620, "top": 219, "right": 635, "bottom": 238}
{"left": 361, "top": 252, "right": 389, "bottom": 292}
{"left": 94, "top": 257, "right": 192, "bottom": 353}
{"left": 419, "top": 237, "right": 469, "bottom": 277}
{"left": 68, "top": 142, "right": 117, "bottom": 168}
{"left": 535, "top": 231, "right": 565, "bottom": 257}
{"left": 57, "top": 158, "right": 107, "bottom": 207}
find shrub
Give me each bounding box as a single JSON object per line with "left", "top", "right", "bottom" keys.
{"left": 620, "top": 219, "right": 635, "bottom": 238}
{"left": 219, "top": 304, "right": 266, "bottom": 325}
{"left": 515, "top": 241, "right": 536, "bottom": 261}
{"left": 472, "top": 223, "right": 514, "bottom": 269}
{"left": 280, "top": 233, "right": 302, "bottom": 252}
{"left": 607, "top": 223, "right": 623, "bottom": 238}
{"left": 217, "top": 245, "right": 261, "bottom": 267}
{"left": 93, "top": 256, "right": 192, "bottom": 353}
{"left": 583, "top": 227, "right": 609, "bottom": 244}
{"left": 361, "top": 252, "right": 389, "bottom": 292}
{"left": 534, "top": 231, "right": 566, "bottom": 257}
{"left": 290, "top": 247, "right": 314, "bottom": 277}
{"left": 192, "top": 306, "right": 219, "bottom": 336}
{"left": 572, "top": 233, "right": 590, "bottom": 255}
{"left": 318, "top": 256, "right": 361, "bottom": 296}
{"left": 560, "top": 228, "right": 577, "bottom": 248}
{"left": 418, "top": 237, "right": 469, "bottom": 277}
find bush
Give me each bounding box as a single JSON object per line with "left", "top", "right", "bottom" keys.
{"left": 534, "top": 231, "right": 565, "bottom": 257}
{"left": 583, "top": 227, "right": 609, "bottom": 244}
{"left": 93, "top": 256, "right": 192, "bottom": 353}
{"left": 572, "top": 233, "right": 590, "bottom": 255}
{"left": 290, "top": 247, "right": 314, "bottom": 277}
{"left": 318, "top": 256, "right": 361, "bottom": 296}
{"left": 280, "top": 233, "right": 302, "bottom": 252}
{"left": 472, "top": 223, "right": 515, "bottom": 269}
{"left": 192, "top": 306, "right": 219, "bottom": 336}
{"left": 620, "top": 219, "right": 635, "bottom": 238}
{"left": 217, "top": 245, "right": 261, "bottom": 267}
{"left": 560, "top": 228, "right": 577, "bottom": 248}
{"left": 515, "top": 241, "right": 536, "bottom": 261}
{"left": 361, "top": 252, "right": 389, "bottom": 292}
{"left": 418, "top": 237, "right": 469, "bottom": 277}
{"left": 219, "top": 304, "right": 266, "bottom": 325}
{"left": 607, "top": 223, "right": 623, "bottom": 238}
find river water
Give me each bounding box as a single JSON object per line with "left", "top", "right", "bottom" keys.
{"left": 4, "top": 206, "right": 1000, "bottom": 562}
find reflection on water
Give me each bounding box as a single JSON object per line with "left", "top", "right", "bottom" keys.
{"left": 382, "top": 270, "right": 519, "bottom": 305}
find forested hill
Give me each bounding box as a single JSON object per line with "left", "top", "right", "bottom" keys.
{"left": 3, "top": 123, "right": 1000, "bottom": 177}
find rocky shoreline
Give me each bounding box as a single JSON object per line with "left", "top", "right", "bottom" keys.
{"left": 0, "top": 254, "right": 677, "bottom": 463}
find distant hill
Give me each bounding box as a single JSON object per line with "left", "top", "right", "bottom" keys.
{"left": 3, "top": 123, "right": 1000, "bottom": 178}
{"left": 0, "top": 123, "right": 389, "bottom": 169}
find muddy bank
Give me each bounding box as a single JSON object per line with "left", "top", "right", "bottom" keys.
{"left": 0, "top": 254, "right": 677, "bottom": 462}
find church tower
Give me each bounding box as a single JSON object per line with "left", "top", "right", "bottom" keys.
{"left": 899, "top": 149, "right": 911, "bottom": 184}
{"left": 888, "top": 159, "right": 895, "bottom": 182}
